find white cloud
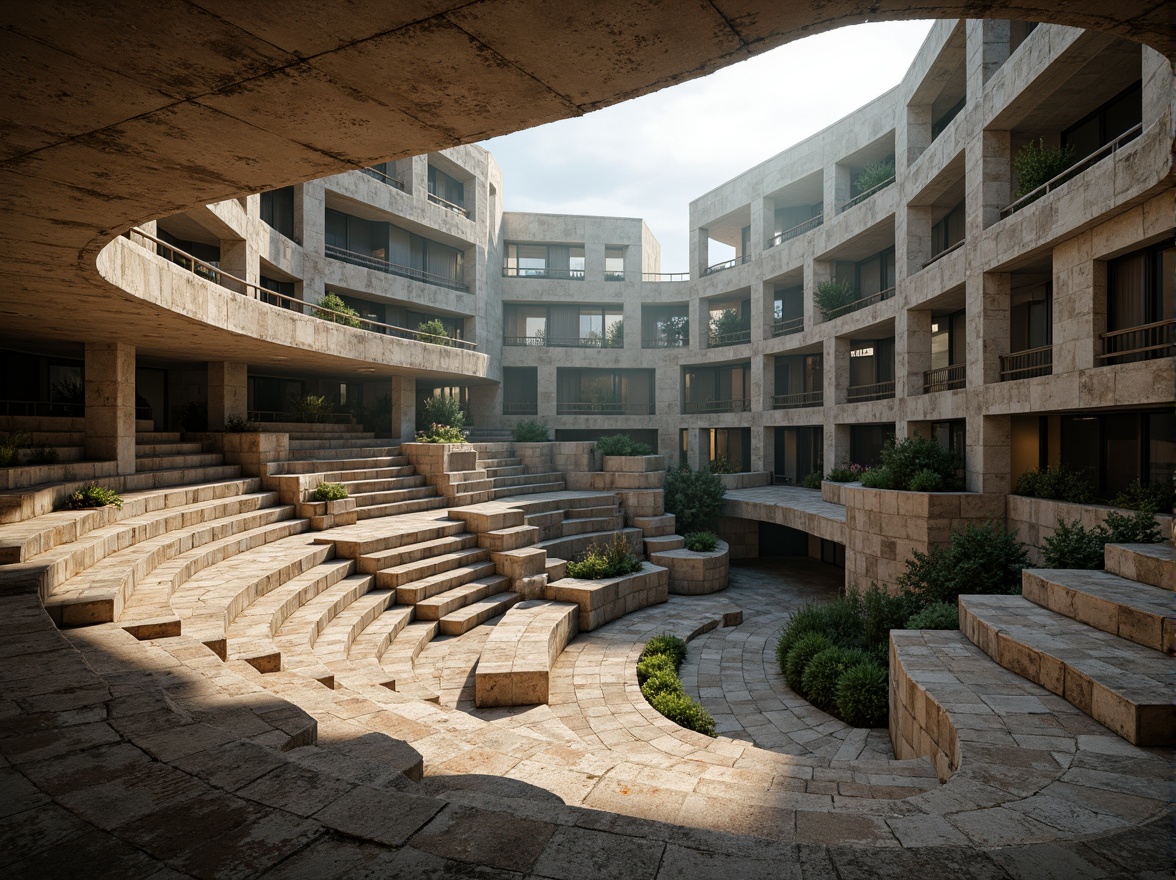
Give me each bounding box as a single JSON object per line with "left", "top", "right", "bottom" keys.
{"left": 482, "top": 20, "right": 935, "bottom": 271}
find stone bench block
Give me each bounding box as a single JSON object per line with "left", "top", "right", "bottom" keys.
{"left": 475, "top": 599, "right": 579, "bottom": 707}
{"left": 601, "top": 454, "right": 664, "bottom": 473}
{"left": 633, "top": 514, "right": 675, "bottom": 537}
{"left": 546, "top": 563, "right": 668, "bottom": 631}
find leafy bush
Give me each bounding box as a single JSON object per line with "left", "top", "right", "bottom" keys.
{"left": 826, "top": 466, "right": 856, "bottom": 482}
{"left": 311, "top": 482, "right": 348, "bottom": 502}
{"left": 636, "top": 653, "right": 677, "bottom": 686}
{"left": 27, "top": 445, "right": 59, "bottom": 465}
{"left": 683, "top": 531, "right": 718, "bottom": 552}
{"left": 836, "top": 659, "right": 889, "bottom": 728}
{"left": 649, "top": 691, "right": 716, "bottom": 736}
{"left": 813, "top": 279, "right": 857, "bottom": 319}
{"left": 708, "top": 309, "right": 745, "bottom": 344}
{"left": 1104, "top": 508, "right": 1163, "bottom": 544}
{"left": 898, "top": 521, "right": 1028, "bottom": 606}
{"left": 907, "top": 468, "right": 943, "bottom": 492}
{"left": 641, "top": 634, "right": 687, "bottom": 667}
{"left": 416, "top": 318, "right": 453, "bottom": 346}
{"left": 1043, "top": 510, "right": 1163, "bottom": 569}
{"left": 664, "top": 464, "right": 726, "bottom": 534}
{"left": 860, "top": 467, "right": 894, "bottom": 489}
{"left": 783, "top": 632, "right": 832, "bottom": 693}
{"left": 879, "top": 436, "right": 963, "bottom": 492}
{"left": 595, "top": 434, "right": 654, "bottom": 457}
{"left": 416, "top": 424, "right": 466, "bottom": 443}
{"left": 640, "top": 669, "right": 683, "bottom": 700}
{"left": 420, "top": 395, "right": 465, "bottom": 429}
{"left": 802, "top": 646, "right": 873, "bottom": 712}
{"left": 1111, "top": 479, "right": 1173, "bottom": 514}
{"left": 66, "top": 485, "right": 123, "bottom": 510}
{"left": 511, "top": 420, "right": 550, "bottom": 442}
{"left": 906, "top": 602, "right": 959, "bottom": 630}
{"left": 707, "top": 455, "right": 737, "bottom": 474}
{"left": 1013, "top": 139, "right": 1075, "bottom": 202}
{"left": 224, "top": 414, "right": 259, "bottom": 433}
{"left": 606, "top": 319, "right": 624, "bottom": 349}
{"left": 291, "top": 394, "right": 333, "bottom": 424}
{"left": 801, "top": 471, "right": 822, "bottom": 490}
{"left": 854, "top": 157, "right": 895, "bottom": 194}
{"left": 1013, "top": 465, "right": 1095, "bottom": 504}
{"left": 315, "top": 292, "right": 362, "bottom": 328}
{"left": 566, "top": 535, "right": 643, "bottom": 579}
{"left": 0, "top": 432, "right": 26, "bottom": 467}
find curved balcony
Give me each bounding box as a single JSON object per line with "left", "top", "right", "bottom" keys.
{"left": 772, "top": 390, "right": 823, "bottom": 409}
{"left": 325, "top": 244, "right": 468, "bottom": 292}
{"left": 683, "top": 398, "right": 751, "bottom": 414}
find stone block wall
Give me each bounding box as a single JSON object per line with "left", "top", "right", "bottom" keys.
{"left": 715, "top": 515, "right": 758, "bottom": 560}
{"left": 1006, "top": 495, "right": 1174, "bottom": 565}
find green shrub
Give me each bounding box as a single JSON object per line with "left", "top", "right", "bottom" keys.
{"left": 641, "top": 634, "right": 687, "bottom": 667}
{"left": 511, "top": 420, "right": 550, "bottom": 442}
{"left": 315, "top": 292, "right": 362, "bottom": 328}
{"left": 27, "top": 445, "right": 59, "bottom": 465}
{"left": 290, "top": 394, "right": 333, "bottom": 424}
{"left": 826, "top": 466, "right": 855, "bottom": 482}
{"left": 858, "top": 585, "right": 913, "bottom": 650}
{"left": 312, "top": 482, "right": 348, "bottom": 502}
{"left": 836, "top": 659, "right": 889, "bottom": 728}
{"left": 566, "top": 535, "right": 643, "bottom": 579}
{"left": 636, "top": 653, "right": 677, "bottom": 686}
{"left": 415, "top": 318, "right": 453, "bottom": 346}
{"left": 1104, "top": 508, "right": 1163, "bottom": 544}
{"left": 906, "top": 602, "right": 959, "bottom": 630}
{"left": 802, "top": 646, "right": 873, "bottom": 712}
{"left": 1111, "top": 479, "right": 1173, "bottom": 514}
{"left": 784, "top": 632, "right": 832, "bottom": 694}
{"left": 595, "top": 434, "right": 654, "bottom": 457}
{"left": 664, "top": 464, "right": 726, "bottom": 534}
{"left": 708, "top": 309, "right": 744, "bottom": 344}
{"left": 801, "top": 471, "right": 822, "bottom": 490}
{"left": 813, "top": 278, "right": 857, "bottom": 319}
{"left": 860, "top": 467, "right": 894, "bottom": 489}
{"left": 1013, "top": 139, "right": 1075, "bottom": 202}
{"left": 854, "top": 157, "right": 895, "bottom": 194}
{"left": 420, "top": 395, "right": 465, "bottom": 429}
{"left": 707, "top": 455, "right": 736, "bottom": 474}
{"left": 640, "top": 669, "right": 684, "bottom": 700}
{"left": 1041, "top": 519, "right": 1106, "bottom": 570}
{"left": 66, "top": 484, "right": 123, "bottom": 510}
{"left": 416, "top": 424, "right": 466, "bottom": 443}
{"left": 898, "top": 521, "right": 1028, "bottom": 606}
{"left": 1013, "top": 466, "right": 1095, "bottom": 503}
{"left": 683, "top": 531, "right": 718, "bottom": 552}
{"left": 649, "top": 690, "right": 716, "bottom": 736}
{"left": 879, "top": 436, "right": 963, "bottom": 492}
{"left": 907, "top": 468, "right": 943, "bottom": 492}
{"left": 224, "top": 414, "right": 258, "bottom": 432}
{"left": 0, "top": 432, "right": 25, "bottom": 467}
{"left": 606, "top": 319, "right": 624, "bottom": 349}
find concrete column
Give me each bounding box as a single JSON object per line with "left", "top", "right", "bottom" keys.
{"left": 967, "top": 413, "right": 1011, "bottom": 495}
{"left": 537, "top": 364, "right": 557, "bottom": 422}
{"left": 691, "top": 226, "right": 708, "bottom": 278}
{"left": 967, "top": 273, "right": 1010, "bottom": 388}
{"left": 748, "top": 197, "right": 766, "bottom": 262}
{"left": 903, "top": 103, "right": 932, "bottom": 168}
{"left": 390, "top": 376, "right": 416, "bottom": 442}
{"left": 85, "top": 342, "right": 137, "bottom": 474}
{"left": 760, "top": 426, "right": 775, "bottom": 477}
{"left": 688, "top": 428, "right": 707, "bottom": 470}
{"left": 902, "top": 205, "right": 932, "bottom": 279}
{"left": 691, "top": 295, "right": 709, "bottom": 351}
{"left": 823, "top": 163, "right": 850, "bottom": 218}
{"left": 468, "top": 383, "right": 502, "bottom": 431}
{"left": 829, "top": 335, "right": 851, "bottom": 406}
{"left": 898, "top": 308, "right": 932, "bottom": 398}
{"left": 966, "top": 19, "right": 1010, "bottom": 94}
{"left": 207, "top": 362, "right": 248, "bottom": 428}
{"left": 969, "top": 129, "right": 1011, "bottom": 233}
{"left": 219, "top": 237, "right": 255, "bottom": 296}
{"left": 1052, "top": 237, "right": 1100, "bottom": 373}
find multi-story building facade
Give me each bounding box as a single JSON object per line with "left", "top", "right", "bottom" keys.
{"left": 3, "top": 19, "right": 1171, "bottom": 502}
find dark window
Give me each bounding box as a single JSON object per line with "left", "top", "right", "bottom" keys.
{"left": 932, "top": 97, "right": 965, "bottom": 139}
{"left": 849, "top": 423, "right": 895, "bottom": 468}
{"left": 259, "top": 275, "right": 297, "bottom": 309}
{"left": 260, "top": 187, "right": 295, "bottom": 239}
{"left": 427, "top": 165, "right": 465, "bottom": 209}
{"left": 1061, "top": 81, "right": 1142, "bottom": 158}
{"left": 931, "top": 201, "right": 965, "bottom": 256}
{"left": 855, "top": 247, "right": 896, "bottom": 296}
{"left": 1107, "top": 241, "right": 1174, "bottom": 331}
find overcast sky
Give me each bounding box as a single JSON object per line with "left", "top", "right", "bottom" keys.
{"left": 482, "top": 20, "right": 935, "bottom": 272}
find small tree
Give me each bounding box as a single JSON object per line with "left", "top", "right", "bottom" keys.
{"left": 316, "top": 292, "right": 362, "bottom": 328}
{"left": 664, "top": 464, "right": 726, "bottom": 534}
{"left": 854, "top": 157, "right": 895, "bottom": 194}
{"left": 1013, "top": 139, "right": 1075, "bottom": 202}
{"left": 420, "top": 394, "right": 464, "bottom": 429}
{"left": 416, "top": 318, "right": 452, "bottom": 346}
{"left": 605, "top": 319, "right": 624, "bottom": 349}
{"left": 708, "top": 309, "right": 744, "bottom": 344}
{"left": 813, "top": 279, "right": 857, "bottom": 319}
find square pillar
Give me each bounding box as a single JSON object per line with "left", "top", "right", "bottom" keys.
{"left": 85, "top": 342, "right": 136, "bottom": 474}
{"left": 208, "top": 361, "right": 248, "bottom": 428}
{"left": 899, "top": 308, "right": 932, "bottom": 398}
{"left": 391, "top": 376, "right": 416, "bottom": 442}
{"left": 967, "top": 413, "right": 1011, "bottom": 495}
{"left": 967, "top": 273, "right": 1010, "bottom": 388}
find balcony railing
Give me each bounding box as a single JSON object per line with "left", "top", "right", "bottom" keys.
{"left": 249, "top": 409, "right": 353, "bottom": 424}
{"left": 771, "top": 316, "right": 804, "bottom": 337}
{"left": 604, "top": 271, "right": 626, "bottom": 282}
{"left": 846, "top": 380, "right": 895, "bottom": 403}
{"left": 502, "top": 267, "right": 585, "bottom": 280}
{"left": 767, "top": 214, "right": 823, "bottom": 249}
{"left": 1000, "top": 345, "right": 1053, "bottom": 380}
{"left": 703, "top": 258, "right": 736, "bottom": 276}
{"left": 683, "top": 398, "right": 751, "bottom": 414}
{"left": 503, "top": 335, "right": 547, "bottom": 347}
{"left": 822, "top": 286, "right": 896, "bottom": 320}
{"left": 641, "top": 335, "right": 689, "bottom": 348}
{"left": 1000, "top": 123, "right": 1142, "bottom": 218}
{"left": 642, "top": 271, "right": 690, "bottom": 282}
{"left": 1098, "top": 319, "right": 1176, "bottom": 365}
{"left": 360, "top": 166, "right": 405, "bottom": 190}
{"left": 922, "top": 238, "right": 965, "bottom": 269}
{"left": 556, "top": 402, "right": 653, "bottom": 416}
{"left": 923, "top": 363, "right": 966, "bottom": 393}
{"left": 838, "top": 176, "right": 895, "bottom": 213}
{"left": 325, "top": 243, "right": 468, "bottom": 291}
{"left": 772, "top": 390, "right": 823, "bottom": 409}
{"left": 427, "top": 191, "right": 469, "bottom": 217}
{"left": 129, "top": 229, "right": 477, "bottom": 349}
{"left": 0, "top": 399, "right": 83, "bottom": 418}
{"left": 503, "top": 401, "right": 538, "bottom": 415}
{"left": 708, "top": 328, "right": 751, "bottom": 347}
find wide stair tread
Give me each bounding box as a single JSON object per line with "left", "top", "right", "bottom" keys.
{"left": 494, "top": 491, "right": 618, "bottom": 515}
{"left": 414, "top": 575, "right": 510, "bottom": 620}
{"left": 278, "top": 455, "right": 407, "bottom": 474}
{"left": 338, "top": 475, "right": 427, "bottom": 494}
{"left": 136, "top": 453, "right": 224, "bottom": 471}
{"left": 1022, "top": 567, "right": 1173, "bottom": 651}
{"left": 392, "top": 561, "right": 498, "bottom": 604}
{"left": 379, "top": 547, "right": 490, "bottom": 589}
{"left": 1104, "top": 542, "right": 1175, "bottom": 592}
{"left": 311, "top": 587, "right": 399, "bottom": 664}
{"left": 380, "top": 619, "right": 441, "bottom": 701}
{"left": 346, "top": 604, "right": 415, "bottom": 662}
{"left": 273, "top": 572, "right": 375, "bottom": 675}
{"left": 356, "top": 496, "right": 449, "bottom": 520}
{"left": 349, "top": 485, "right": 437, "bottom": 507}
{"left": 357, "top": 533, "right": 478, "bottom": 573}
{"left": 228, "top": 557, "right": 357, "bottom": 650}
{"left": 438, "top": 591, "right": 521, "bottom": 636}
{"left": 960, "top": 593, "right": 1175, "bottom": 746}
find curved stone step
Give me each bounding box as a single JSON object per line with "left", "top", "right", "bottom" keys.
{"left": 475, "top": 599, "right": 579, "bottom": 707}
{"left": 277, "top": 455, "right": 407, "bottom": 474}
{"left": 272, "top": 573, "right": 376, "bottom": 681}
{"left": 356, "top": 496, "right": 449, "bottom": 520}
{"left": 537, "top": 527, "right": 643, "bottom": 562}
{"left": 392, "top": 561, "right": 498, "bottom": 605}
{"left": 1104, "top": 542, "right": 1175, "bottom": 592}
{"left": 356, "top": 533, "right": 478, "bottom": 573}
{"left": 378, "top": 546, "right": 490, "bottom": 590}
{"left": 380, "top": 619, "right": 441, "bottom": 701}
{"left": 136, "top": 452, "right": 224, "bottom": 471}
{"left": 346, "top": 604, "right": 415, "bottom": 662}
{"left": 438, "top": 590, "right": 521, "bottom": 635}
{"left": 311, "top": 587, "right": 398, "bottom": 663}
{"left": 959, "top": 593, "right": 1176, "bottom": 746}
{"left": 414, "top": 575, "right": 510, "bottom": 620}
{"left": 546, "top": 561, "right": 669, "bottom": 632}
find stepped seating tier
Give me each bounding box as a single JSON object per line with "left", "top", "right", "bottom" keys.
{"left": 546, "top": 561, "right": 668, "bottom": 631}
{"left": 1104, "top": 542, "right": 1175, "bottom": 591}
{"left": 475, "top": 598, "right": 579, "bottom": 707}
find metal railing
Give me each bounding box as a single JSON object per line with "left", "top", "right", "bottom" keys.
{"left": 248, "top": 410, "right": 354, "bottom": 424}
{"left": 642, "top": 271, "right": 690, "bottom": 282}
{"left": 360, "top": 166, "right": 405, "bottom": 190}
{"left": 922, "top": 363, "right": 966, "bottom": 393}
{"left": 326, "top": 243, "right": 468, "bottom": 291}
{"left": 683, "top": 398, "right": 751, "bottom": 414}
{"left": 641, "top": 336, "right": 689, "bottom": 348}
{"left": 502, "top": 267, "right": 585, "bottom": 280}
{"left": 822, "top": 286, "right": 896, "bottom": 320}
{"left": 604, "top": 272, "right": 626, "bottom": 282}
{"left": 556, "top": 402, "right": 653, "bottom": 416}
{"left": 1000, "top": 345, "right": 1053, "bottom": 380}
{"left": 838, "top": 176, "right": 895, "bottom": 213}
{"left": 846, "top": 380, "right": 895, "bottom": 403}
{"left": 502, "top": 402, "right": 538, "bottom": 415}
{"left": 1098, "top": 318, "right": 1176, "bottom": 365}
{"left": 1000, "top": 123, "right": 1142, "bottom": 218}
{"left": 922, "top": 238, "right": 965, "bottom": 269}
{"left": 503, "top": 335, "right": 547, "bottom": 347}
{"left": 128, "top": 229, "right": 477, "bottom": 349}
{"left": 708, "top": 328, "right": 751, "bottom": 347}
{"left": 767, "top": 215, "right": 823, "bottom": 249}
{"left": 0, "top": 399, "right": 83, "bottom": 418}
{"left": 702, "top": 257, "right": 737, "bottom": 276}
{"left": 427, "top": 191, "right": 469, "bottom": 217}
{"left": 771, "top": 316, "right": 804, "bottom": 337}
{"left": 772, "top": 390, "right": 823, "bottom": 409}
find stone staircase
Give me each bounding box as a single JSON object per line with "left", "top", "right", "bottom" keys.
{"left": 958, "top": 542, "right": 1175, "bottom": 747}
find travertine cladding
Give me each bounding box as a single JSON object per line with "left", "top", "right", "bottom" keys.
{"left": 889, "top": 630, "right": 962, "bottom": 782}
{"left": 1105, "top": 542, "right": 1175, "bottom": 592}
{"left": 715, "top": 516, "right": 758, "bottom": 560}
{"left": 474, "top": 599, "right": 579, "bottom": 707}
{"left": 820, "top": 481, "right": 857, "bottom": 505}
{"left": 843, "top": 486, "right": 1005, "bottom": 592}
{"left": 580, "top": 455, "right": 667, "bottom": 525}
{"left": 220, "top": 432, "right": 290, "bottom": 478}
{"left": 546, "top": 562, "right": 669, "bottom": 631}
{"left": 649, "top": 540, "right": 730, "bottom": 595}
{"left": 717, "top": 472, "right": 771, "bottom": 490}
{"left": 1006, "top": 495, "right": 1174, "bottom": 565}
{"left": 295, "top": 497, "right": 357, "bottom": 531}
{"left": 401, "top": 443, "right": 486, "bottom": 501}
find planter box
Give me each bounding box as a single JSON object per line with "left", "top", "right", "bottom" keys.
{"left": 821, "top": 480, "right": 860, "bottom": 505}
{"left": 1007, "top": 494, "right": 1174, "bottom": 565}
{"left": 649, "top": 540, "right": 729, "bottom": 595}
{"left": 296, "top": 496, "right": 357, "bottom": 530}
{"left": 401, "top": 441, "right": 477, "bottom": 476}
{"left": 717, "top": 471, "right": 770, "bottom": 490}
{"left": 222, "top": 432, "right": 289, "bottom": 476}
{"left": 601, "top": 454, "right": 664, "bottom": 473}
{"left": 546, "top": 562, "right": 668, "bottom": 631}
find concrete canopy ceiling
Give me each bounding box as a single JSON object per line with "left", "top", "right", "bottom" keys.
{"left": 0, "top": 0, "right": 1168, "bottom": 368}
